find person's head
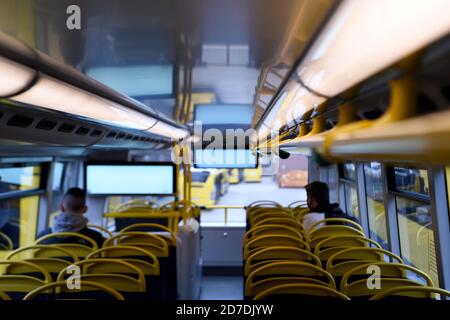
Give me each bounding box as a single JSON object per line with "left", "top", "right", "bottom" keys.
{"left": 305, "top": 181, "right": 330, "bottom": 211}
{"left": 60, "top": 188, "right": 87, "bottom": 215}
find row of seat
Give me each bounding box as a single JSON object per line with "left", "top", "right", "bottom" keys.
{"left": 0, "top": 222, "right": 178, "bottom": 300}
{"left": 243, "top": 200, "right": 450, "bottom": 300}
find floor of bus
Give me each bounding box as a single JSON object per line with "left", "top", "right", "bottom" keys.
{"left": 200, "top": 276, "right": 243, "bottom": 300}
{"left": 199, "top": 175, "right": 305, "bottom": 300}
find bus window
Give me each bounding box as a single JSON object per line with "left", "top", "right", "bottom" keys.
{"left": 364, "top": 162, "right": 388, "bottom": 249}
{"left": 52, "top": 162, "right": 65, "bottom": 191}
{"left": 340, "top": 162, "right": 360, "bottom": 220}
{"left": 327, "top": 165, "right": 338, "bottom": 204}
{"left": 394, "top": 167, "right": 429, "bottom": 195}
{"left": 0, "top": 196, "right": 40, "bottom": 251}
{"left": 0, "top": 164, "right": 44, "bottom": 253}
{"left": 0, "top": 165, "right": 41, "bottom": 192}
{"left": 392, "top": 168, "right": 438, "bottom": 286}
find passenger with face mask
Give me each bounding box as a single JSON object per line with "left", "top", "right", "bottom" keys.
{"left": 302, "top": 181, "right": 356, "bottom": 234}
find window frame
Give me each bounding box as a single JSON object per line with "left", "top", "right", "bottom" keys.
{"left": 0, "top": 162, "right": 49, "bottom": 200}
{"left": 338, "top": 162, "right": 360, "bottom": 220}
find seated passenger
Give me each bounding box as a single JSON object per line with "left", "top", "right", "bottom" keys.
{"left": 303, "top": 181, "right": 355, "bottom": 234}
{"left": 38, "top": 188, "right": 104, "bottom": 247}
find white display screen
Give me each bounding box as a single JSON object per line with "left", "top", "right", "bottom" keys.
{"left": 195, "top": 104, "right": 253, "bottom": 125}
{"left": 87, "top": 65, "right": 173, "bottom": 97}
{"left": 86, "top": 164, "right": 175, "bottom": 195}
{"left": 194, "top": 149, "right": 258, "bottom": 169}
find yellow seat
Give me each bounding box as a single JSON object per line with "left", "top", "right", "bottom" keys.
{"left": 314, "top": 236, "right": 382, "bottom": 262}
{"left": 253, "top": 218, "right": 304, "bottom": 231}
{"left": 35, "top": 232, "right": 98, "bottom": 259}
{"left": 245, "top": 247, "right": 321, "bottom": 276}
{"left": 369, "top": 286, "right": 450, "bottom": 300}
{"left": 0, "top": 260, "right": 52, "bottom": 299}
{"left": 119, "top": 223, "right": 177, "bottom": 246}
{"left": 244, "top": 235, "right": 310, "bottom": 259}
{"left": 245, "top": 261, "right": 336, "bottom": 298}
{"left": 340, "top": 262, "right": 434, "bottom": 297}
{"left": 314, "top": 236, "right": 381, "bottom": 255}
{"left": 0, "top": 291, "right": 11, "bottom": 300}
{"left": 0, "top": 232, "right": 13, "bottom": 251}
{"left": 250, "top": 212, "right": 294, "bottom": 226}
{"left": 244, "top": 225, "right": 304, "bottom": 244}
{"left": 326, "top": 248, "right": 404, "bottom": 277}
{"left": 250, "top": 277, "right": 334, "bottom": 298}
{"left": 57, "top": 259, "right": 146, "bottom": 299}
{"left": 104, "top": 232, "right": 169, "bottom": 257}
{"left": 254, "top": 284, "right": 350, "bottom": 300}
{"left": 306, "top": 226, "right": 366, "bottom": 249}
{"left": 86, "top": 246, "right": 160, "bottom": 276}
{"left": 23, "top": 281, "right": 124, "bottom": 300}
{"left": 87, "top": 224, "right": 113, "bottom": 238}
{"left": 6, "top": 244, "right": 78, "bottom": 262}
{"left": 307, "top": 218, "right": 364, "bottom": 234}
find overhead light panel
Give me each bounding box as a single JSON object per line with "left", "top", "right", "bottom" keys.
{"left": 12, "top": 75, "right": 158, "bottom": 130}
{"left": 297, "top": 0, "right": 450, "bottom": 97}
{"left": 0, "top": 56, "right": 35, "bottom": 97}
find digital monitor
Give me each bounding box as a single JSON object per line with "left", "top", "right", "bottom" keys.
{"left": 87, "top": 65, "right": 174, "bottom": 98}
{"left": 194, "top": 149, "right": 258, "bottom": 169}
{"left": 194, "top": 104, "right": 253, "bottom": 125}
{"left": 85, "top": 162, "right": 176, "bottom": 195}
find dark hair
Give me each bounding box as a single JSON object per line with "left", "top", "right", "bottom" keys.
{"left": 62, "top": 187, "right": 87, "bottom": 212}
{"left": 305, "top": 181, "right": 330, "bottom": 207}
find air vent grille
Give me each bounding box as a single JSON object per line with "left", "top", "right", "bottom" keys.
{"left": 75, "top": 127, "right": 90, "bottom": 136}
{"left": 36, "top": 119, "right": 57, "bottom": 131}
{"left": 58, "top": 123, "right": 76, "bottom": 133}
{"left": 7, "top": 115, "right": 34, "bottom": 128}
{"left": 90, "top": 129, "right": 103, "bottom": 137}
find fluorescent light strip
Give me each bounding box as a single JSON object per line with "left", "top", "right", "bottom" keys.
{"left": 12, "top": 75, "right": 158, "bottom": 130}
{"left": 257, "top": 0, "right": 450, "bottom": 139}
{"left": 0, "top": 56, "right": 35, "bottom": 97}
{"left": 297, "top": 0, "right": 450, "bottom": 97}
{"left": 148, "top": 121, "right": 188, "bottom": 140}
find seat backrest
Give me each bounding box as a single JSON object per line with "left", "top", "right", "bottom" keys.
{"left": 0, "top": 260, "right": 52, "bottom": 299}
{"left": 253, "top": 284, "right": 350, "bottom": 301}
{"left": 249, "top": 277, "right": 333, "bottom": 298}
{"left": 314, "top": 236, "right": 381, "bottom": 255}
{"left": 57, "top": 259, "right": 146, "bottom": 299}
{"left": 245, "top": 247, "right": 321, "bottom": 276}
{"left": 326, "top": 248, "right": 404, "bottom": 276}
{"left": 308, "top": 218, "right": 364, "bottom": 234}
{"left": 0, "top": 231, "right": 13, "bottom": 251}
{"left": 118, "top": 223, "right": 177, "bottom": 246}
{"left": 245, "top": 261, "right": 336, "bottom": 297}
{"left": 306, "top": 226, "right": 365, "bottom": 243}
{"left": 244, "top": 225, "right": 304, "bottom": 243}
{"left": 345, "top": 278, "right": 425, "bottom": 299}
{"left": 23, "top": 281, "right": 125, "bottom": 300}
{"left": 87, "top": 224, "right": 113, "bottom": 238}
{"left": 244, "top": 235, "right": 310, "bottom": 258}
{"left": 250, "top": 212, "right": 293, "bottom": 226}
{"left": 35, "top": 232, "right": 98, "bottom": 259}
{"left": 253, "top": 218, "right": 304, "bottom": 231}
{"left": 0, "top": 291, "right": 11, "bottom": 300}
{"left": 86, "top": 246, "right": 160, "bottom": 275}
{"left": 6, "top": 244, "right": 78, "bottom": 263}
{"left": 340, "top": 262, "right": 434, "bottom": 294}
